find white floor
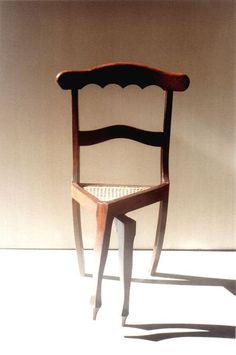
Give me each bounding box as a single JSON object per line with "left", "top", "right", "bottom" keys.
{"left": 0, "top": 250, "right": 235, "bottom": 355}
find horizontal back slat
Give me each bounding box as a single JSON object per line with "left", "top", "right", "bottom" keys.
{"left": 79, "top": 125, "right": 164, "bottom": 147}
{"left": 57, "top": 62, "right": 190, "bottom": 92}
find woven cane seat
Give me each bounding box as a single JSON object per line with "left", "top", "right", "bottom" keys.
{"left": 84, "top": 185, "right": 150, "bottom": 202}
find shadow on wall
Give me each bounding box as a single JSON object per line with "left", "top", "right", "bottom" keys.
{"left": 167, "top": 130, "right": 235, "bottom": 249}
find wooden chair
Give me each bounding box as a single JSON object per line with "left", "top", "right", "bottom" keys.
{"left": 56, "top": 63, "right": 190, "bottom": 325}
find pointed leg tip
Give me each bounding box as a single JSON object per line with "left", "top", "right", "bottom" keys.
{"left": 149, "top": 266, "right": 156, "bottom": 276}
{"left": 122, "top": 316, "right": 127, "bottom": 326}
{"left": 121, "top": 314, "right": 128, "bottom": 326}
{"left": 78, "top": 261, "right": 85, "bottom": 276}
{"left": 93, "top": 307, "right": 99, "bottom": 320}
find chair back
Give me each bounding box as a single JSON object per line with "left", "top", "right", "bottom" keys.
{"left": 57, "top": 63, "right": 190, "bottom": 183}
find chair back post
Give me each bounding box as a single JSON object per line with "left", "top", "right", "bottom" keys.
{"left": 71, "top": 88, "right": 80, "bottom": 183}
{"left": 161, "top": 90, "right": 173, "bottom": 184}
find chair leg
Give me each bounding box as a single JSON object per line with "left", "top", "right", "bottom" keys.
{"left": 115, "top": 215, "right": 136, "bottom": 326}
{"left": 150, "top": 197, "right": 169, "bottom": 276}
{"left": 91, "top": 204, "right": 113, "bottom": 320}
{"left": 72, "top": 199, "right": 85, "bottom": 276}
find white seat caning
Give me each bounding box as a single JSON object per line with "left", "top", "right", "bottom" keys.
{"left": 83, "top": 185, "right": 150, "bottom": 202}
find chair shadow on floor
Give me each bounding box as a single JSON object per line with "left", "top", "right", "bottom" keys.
{"left": 85, "top": 270, "right": 236, "bottom": 295}
{"left": 84, "top": 271, "right": 236, "bottom": 342}
{"left": 124, "top": 271, "right": 235, "bottom": 342}
{"left": 124, "top": 323, "right": 235, "bottom": 342}
{"left": 149, "top": 271, "right": 236, "bottom": 295}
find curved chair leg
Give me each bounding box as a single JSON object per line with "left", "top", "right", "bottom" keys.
{"left": 150, "top": 196, "right": 169, "bottom": 276}
{"left": 72, "top": 199, "right": 85, "bottom": 276}
{"left": 91, "top": 205, "right": 113, "bottom": 320}
{"left": 115, "top": 215, "right": 136, "bottom": 326}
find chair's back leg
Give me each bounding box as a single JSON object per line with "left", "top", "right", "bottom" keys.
{"left": 115, "top": 215, "right": 136, "bottom": 326}
{"left": 91, "top": 204, "right": 113, "bottom": 320}
{"left": 72, "top": 199, "right": 85, "bottom": 276}
{"left": 150, "top": 196, "right": 169, "bottom": 276}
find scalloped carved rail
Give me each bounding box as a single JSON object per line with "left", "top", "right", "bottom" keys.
{"left": 57, "top": 62, "right": 190, "bottom": 91}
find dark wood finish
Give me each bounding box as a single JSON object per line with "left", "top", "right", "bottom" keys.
{"left": 108, "top": 184, "right": 169, "bottom": 216}
{"left": 72, "top": 182, "right": 98, "bottom": 211}
{"left": 161, "top": 91, "right": 173, "bottom": 183}
{"left": 71, "top": 89, "right": 85, "bottom": 275}
{"left": 90, "top": 204, "right": 113, "bottom": 320}
{"left": 115, "top": 215, "right": 136, "bottom": 326}
{"left": 150, "top": 197, "right": 169, "bottom": 276}
{"left": 57, "top": 62, "right": 190, "bottom": 91}
{"left": 72, "top": 182, "right": 168, "bottom": 214}
{"left": 79, "top": 125, "right": 164, "bottom": 147}
{"left": 72, "top": 199, "right": 85, "bottom": 276}
{"left": 72, "top": 89, "right": 80, "bottom": 183}
{"left": 56, "top": 62, "right": 190, "bottom": 323}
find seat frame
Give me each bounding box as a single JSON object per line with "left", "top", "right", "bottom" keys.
{"left": 57, "top": 62, "right": 190, "bottom": 324}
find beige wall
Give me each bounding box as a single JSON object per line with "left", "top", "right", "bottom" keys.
{"left": 0, "top": 0, "right": 235, "bottom": 249}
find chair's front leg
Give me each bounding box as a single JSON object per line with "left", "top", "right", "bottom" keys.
{"left": 150, "top": 195, "right": 169, "bottom": 276}
{"left": 72, "top": 199, "right": 85, "bottom": 276}
{"left": 115, "top": 215, "right": 136, "bottom": 326}
{"left": 91, "top": 204, "right": 113, "bottom": 320}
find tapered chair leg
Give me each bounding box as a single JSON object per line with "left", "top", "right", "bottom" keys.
{"left": 72, "top": 199, "right": 85, "bottom": 276}
{"left": 150, "top": 197, "right": 169, "bottom": 276}
{"left": 91, "top": 205, "right": 113, "bottom": 320}
{"left": 115, "top": 215, "right": 136, "bottom": 326}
